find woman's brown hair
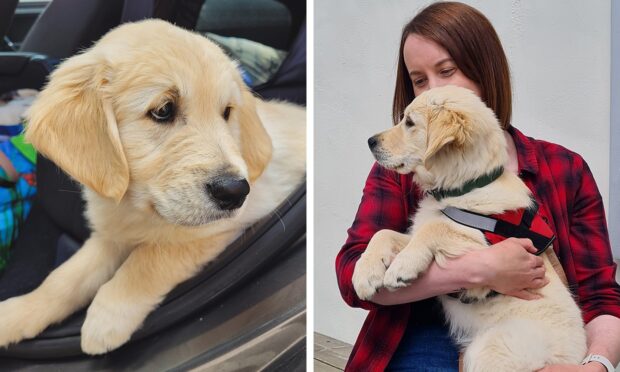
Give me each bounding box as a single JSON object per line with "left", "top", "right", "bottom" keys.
{"left": 392, "top": 2, "right": 512, "bottom": 129}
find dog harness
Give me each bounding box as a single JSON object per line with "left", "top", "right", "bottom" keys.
{"left": 427, "top": 167, "right": 556, "bottom": 304}
{"left": 442, "top": 202, "right": 555, "bottom": 255}
{"left": 441, "top": 202, "right": 555, "bottom": 304}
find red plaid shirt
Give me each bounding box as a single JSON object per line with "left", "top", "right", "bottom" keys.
{"left": 336, "top": 127, "right": 620, "bottom": 371}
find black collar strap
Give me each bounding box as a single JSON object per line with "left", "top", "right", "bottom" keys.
{"left": 446, "top": 289, "right": 500, "bottom": 304}
{"left": 428, "top": 167, "right": 504, "bottom": 201}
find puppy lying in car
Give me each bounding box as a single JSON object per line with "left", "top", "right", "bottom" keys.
{"left": 0, "top": 20, "right": 305, "bottom": 355}
{"left": 352, "top": 86, "right": 586, "bottom": 371}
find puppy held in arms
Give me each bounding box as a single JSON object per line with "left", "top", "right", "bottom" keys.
{"left": 352, "top": 86, "right": 586, "bottom": 371}
{"left": 0, "top": 20, "right": 305, "bottom": 354}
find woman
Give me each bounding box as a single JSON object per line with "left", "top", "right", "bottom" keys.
{"left": 335, "top": 2, "right": 620, "bottom": 371}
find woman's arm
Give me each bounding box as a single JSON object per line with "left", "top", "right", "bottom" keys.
{"left": 537, "top": 316, "right": 620, "bottom": 372}
{"left": 539, "top": 157, "right": 620, "bottom": 371}
{"left": 338, "top": 163, "right": 550, "bottom": 309}
{"left": 565, "top": 158, "right": 620, "bottom": 324}
{"left": 585, "top": 315, "right": 620, "bottom": 369}
{"left": 371, "top": 237, "right": 549, "bottom": 305}
{"left": 336, "top": 163, "right": 413, "bottom": 310}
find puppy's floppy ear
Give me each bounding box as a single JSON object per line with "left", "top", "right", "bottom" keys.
{"left": 25, "top": 50, "right": 129, "bottom": 202}
{"left": 424, "top": 107, "right": 470, "bottom": 167}
{"left": 237, "top": 89, "right": 272, "bottom": 182}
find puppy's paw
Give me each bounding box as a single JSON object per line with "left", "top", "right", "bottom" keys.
{"left": 383, "top": 252, "right": 428, "bottom": 290}
{"left": 81, "top": 296, "right": 147, "bottom": 355}
{"left": 352, "top": 254, "right": 391, "bottom": 300}
{"left": 0, "top": 296, "right": 44, "bottom": 347}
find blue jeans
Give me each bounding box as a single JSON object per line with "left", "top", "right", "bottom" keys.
{"left": 386, "top": 323, "right": 459, "bottom": 372}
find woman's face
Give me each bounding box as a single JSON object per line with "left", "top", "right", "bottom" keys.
{"left": 403, "top": 34, "right": 481, "bottom": 98}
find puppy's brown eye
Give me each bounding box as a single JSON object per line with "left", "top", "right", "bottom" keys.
{"left": 405, "top": 118, "right": 415, "bottom": 128}
{"left": 223, "top": 106, "right": 232, "bottom": 121}
{"left": 149, "top": 102, "right": 175, "bottom": 123}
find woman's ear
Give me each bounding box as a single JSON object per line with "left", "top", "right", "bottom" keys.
{"left": 237, "top": 89, "right": 273, "bottom": 182}
{"left": 424, "top": 108, "right": 470, "bottom": 168}
{"left": 24, "top": 50, "right": 129, "bottom": 202}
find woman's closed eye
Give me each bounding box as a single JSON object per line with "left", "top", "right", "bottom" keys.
{"left": 413, "top": 77, "right": 427, "bottom": 87}
{"left": 440, "top": 67, "right": 457, "bottom": 77}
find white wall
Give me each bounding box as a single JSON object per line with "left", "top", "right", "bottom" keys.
{"left": 315, "top": 0, "right": 612, "bottom": 344}
{"left": 611, "top": 1, "right": 620, "bottom": 258}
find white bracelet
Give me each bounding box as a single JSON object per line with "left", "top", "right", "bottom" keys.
{"left": 581, "top": 354, "right": 615, "bottom": 372}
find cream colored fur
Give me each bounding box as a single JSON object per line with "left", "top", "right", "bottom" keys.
{"left": 0, "top": 20, "right": 305, "bottom": 355}
{"left": 353, "top": 86, "right": 586, "bottom": 371}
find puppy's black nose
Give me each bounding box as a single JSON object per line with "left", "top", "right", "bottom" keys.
{"left": 368, "top": 136, "right": 379, "bottom": 150}
{"left": 206, "top": 178, "right": 250, "bottom": 210}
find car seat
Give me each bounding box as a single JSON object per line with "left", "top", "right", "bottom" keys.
{"left": 0, "top": 0, "right": 19, "bottom": 51}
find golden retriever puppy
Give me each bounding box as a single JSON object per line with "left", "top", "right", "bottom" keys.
{"left": 0, "top": 20, "right": 305, "bottom": 355}
{"left": 352, "top": 86, "right": 586, "bottom": 371}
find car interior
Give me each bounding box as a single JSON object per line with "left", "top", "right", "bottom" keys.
{"left": 0, "top": 0, "right": 306, "bottom": 370}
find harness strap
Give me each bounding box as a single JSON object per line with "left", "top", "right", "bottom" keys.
{"left": 521, "top": 202, "right": 538, "bottom": 228}
{"left": 441, "top": 202, "right": 556, "bottom": 305}
{"left": 545, "top": 248, "right": 569, "bottom": 287}
{"left": 446, "top": 289, "right": 499, "bottom": 304}
{"left": 441, "top": 205, "right": 555, "bottom": 255}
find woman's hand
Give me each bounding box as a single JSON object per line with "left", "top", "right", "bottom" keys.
{"left": 468, "top": 238, "right": 549, "bottom": 300}
{"left": 367, "top": 237, "right": 550, "bottom": 305}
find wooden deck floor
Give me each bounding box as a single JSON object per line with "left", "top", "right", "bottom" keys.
{"left": 314, "top": 332, "right": 352, "bottom": 371}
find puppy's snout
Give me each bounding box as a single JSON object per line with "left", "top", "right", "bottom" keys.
{"left": 206, "top": 177, "right": 250, "bottom": 210}
{"left": 368, "top": 136, "right": 379, "bottom": 150}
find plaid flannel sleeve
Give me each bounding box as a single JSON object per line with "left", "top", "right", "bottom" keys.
{"left": 335, "top": 162, "right": 413, "bottom": 311}
{"left": 568, "top": 157, "right": 620, "bottom": 323}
